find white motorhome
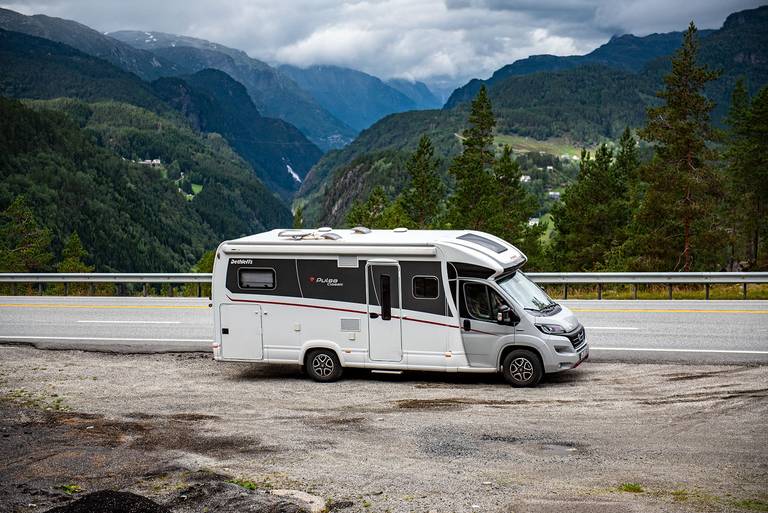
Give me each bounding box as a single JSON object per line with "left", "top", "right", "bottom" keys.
{"left": 211, "top": 228, "right": 588, "bottom": 387}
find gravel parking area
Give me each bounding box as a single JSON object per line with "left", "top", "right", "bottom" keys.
{"left": 1, "top": 346, "right": 766, "bottom": 513}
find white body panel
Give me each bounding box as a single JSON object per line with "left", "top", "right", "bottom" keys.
{"left": 211, "top": 229, "right": 588, "bottom": 376}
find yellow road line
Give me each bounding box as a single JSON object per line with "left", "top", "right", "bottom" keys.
{"left": 0, "top": 303, "right": 208, "bottom": 309}
{"left": 572, "top": 308, "right": 768, "bottom": 314}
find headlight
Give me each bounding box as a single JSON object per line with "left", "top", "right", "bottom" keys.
{"left": 536, "top": 323, "right": 567, "bottom": 335}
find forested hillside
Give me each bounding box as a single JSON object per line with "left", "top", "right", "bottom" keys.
{"left": 0, "top": 29, "right": 167, "bottom": 113}
{"left": 110, "top": 30, "right": 357, "bottom": 150}
{"left": 0, "top": 98, "right": 215, "bottom": 272}
{"left": 27, "top": 98, "right": 292, "bottom": 240}
{"left": 152, "top": 69, "right": 322, "bottom": 199}
{"left": 444, "top": 30, "right": 704, "bottom": 107}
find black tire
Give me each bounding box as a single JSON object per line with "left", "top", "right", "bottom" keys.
{"left": 306, "top": 349, "right": 344, "bottom": 383}
{"left": 502, "top": 349, "right": 543, "bottom": 387}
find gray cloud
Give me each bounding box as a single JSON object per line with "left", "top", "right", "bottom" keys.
{"left": 2, "top": 0, "right": 761, "bottom": 89}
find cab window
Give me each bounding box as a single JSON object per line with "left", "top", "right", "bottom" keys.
{"left": 462, "top": 282, "right": 508, "bottom": 322}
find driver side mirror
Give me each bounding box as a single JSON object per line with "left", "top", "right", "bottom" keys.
{"left": 497, "top": 305, "right": 520, "bottom": 325}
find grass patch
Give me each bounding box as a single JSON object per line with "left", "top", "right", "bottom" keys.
{"left": 671, "top": 489, "right": 689, "bottom": 502}
{"left": 191, "top": 183, "right": 203, "bottom": 194}
{"left": 494, "top": 134, "right": 587, "bottom": 157}
{"left": 59, "top": 484, "right": 83, "bottom": 495}
{"left": 1, "top": 388, "right": 69, "bottom": 411}
{"left": 733, "top": 499, "right": 768, "bottom": 512}
{"left": 226, "top": 477, "right": 273, "bottom": 491}
{"left": 618, "top": 483, "right": 644, "bottom": 493}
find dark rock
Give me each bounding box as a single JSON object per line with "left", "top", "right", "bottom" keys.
{"left": 44, "top": 490, "right": 170, "bottom": 513}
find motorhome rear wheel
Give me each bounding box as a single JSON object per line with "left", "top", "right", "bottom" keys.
{"left": 306, "top": 349, "right": 344, "bottom": 382}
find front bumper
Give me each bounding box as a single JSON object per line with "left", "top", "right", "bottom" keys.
{"left": 544, "top": 325, "right": 588, "bottom": 373}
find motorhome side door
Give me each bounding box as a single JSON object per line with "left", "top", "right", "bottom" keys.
{"left": 458, "top": 281, "right": 515, "bottom": 367}
{"left": 366, "top": 263, "right": 403, "bottom": 361}
{"left": 219, "top": 304, "right": 263, "bottom": 360}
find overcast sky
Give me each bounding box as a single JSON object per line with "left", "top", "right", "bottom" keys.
{"left": 2, "top": 0, "right": 762, "bottom": 91}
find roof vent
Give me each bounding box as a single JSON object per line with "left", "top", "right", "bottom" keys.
{"left": 317, "top": 226, "right": 333, "bottom": 232}
{"left": 352, "top": 226, "right": 371, "bottom": 234}
{"left": 278, "top": 229, "right": 313, "bottom": 240}
{"left": 393, "top": 227, "right": 408, "bottom": 233}
{"left": 321, "top": 232, "right": 342, "bottom": 240}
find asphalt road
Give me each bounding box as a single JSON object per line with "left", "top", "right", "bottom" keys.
{"left": 0, "top": 296, "right": 766, "bottom": 364}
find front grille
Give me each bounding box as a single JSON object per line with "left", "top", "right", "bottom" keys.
{"left": 566, "top": 326, "right": 586, "bottom": 349}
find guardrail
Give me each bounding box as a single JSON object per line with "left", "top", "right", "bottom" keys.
{"left": 528, "top": 272, "right": 768, "bottom": 299}
{"left": 0, "top": 273, "right": 211, "bottom": 297}
{"left": 0, "top": 272, "right": 767, "bottom": 299}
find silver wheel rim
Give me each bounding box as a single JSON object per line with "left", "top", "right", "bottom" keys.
{"left": 312, "top": 354, "right": 334, "bottom": 377}
{"left": 510, "top": 357, "right": 533, "bottom": 382}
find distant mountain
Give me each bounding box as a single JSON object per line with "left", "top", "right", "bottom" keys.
{"left": 152, "top": 69, "right": 322, "bottom": 199}
{"left": 386, "top": 78, "right": 441, "bottom": 109}
{"left": 0, "top": 8, "right": 182, "bottom": 80}
{"left": 297, "top": 5, "right": 768, "bottom": 226}
{"left": 444, "top": 30, "right": 712, "bottom": 108}
{"left": 279, "top": 64, "right": 421, "bottom": 131}
{"left": 0, "top": 28, "right": 167, "bottom": 113}
{"left": 109, "top": 30, "right": 357, "bottom": 150}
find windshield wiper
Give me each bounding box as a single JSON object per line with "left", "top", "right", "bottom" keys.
{"left": 540, "top": 302, "right": 559, "bottom": 313}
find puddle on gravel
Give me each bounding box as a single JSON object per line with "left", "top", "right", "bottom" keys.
{"left": 532, "top": 443, "right": 579, "bottom": 456}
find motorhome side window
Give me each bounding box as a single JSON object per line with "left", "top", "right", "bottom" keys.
{"left": 238, "top": 268, "right": 276, "bottom": 290}
{"left": 412, "top": 276, "right": 439, "bottom": 299}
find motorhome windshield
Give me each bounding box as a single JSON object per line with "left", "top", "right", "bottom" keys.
{"left": 497, "top": 271, "right": 556, "bottom": 312}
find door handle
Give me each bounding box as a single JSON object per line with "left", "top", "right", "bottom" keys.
{"left": 463, "top": 319, "right": 471, "bottom": 331}
{"left": 369, "top": 312, "right": 379, "bottom": 319}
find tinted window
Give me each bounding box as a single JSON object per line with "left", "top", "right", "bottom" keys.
{"left": 457, "top": 233, "right": 507, "bottom": 253}
{"left": 413, "top": 276, "right": 439, "bottom": 299}
{"left": 463, "top": 283, "right": 508, "bottom": 321}
{"left": 238, "top": 269, "right": 275, "bottom": 289}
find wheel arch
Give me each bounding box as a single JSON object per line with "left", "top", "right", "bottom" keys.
{"left": 300, "top": 341, "right": 344, "bottom": 367}
{"left": 498, "top": 344, "right": 544, "bottom": 371}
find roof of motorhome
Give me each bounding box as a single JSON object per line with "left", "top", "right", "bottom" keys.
{"left": 221, "top": 229, "right": 527, "bottom": 274}
{"left": 228, "top": 229, "right": 500, "bottom": 246}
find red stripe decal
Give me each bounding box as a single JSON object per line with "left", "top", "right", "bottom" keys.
{"left": 226, "top": 295, "right": 459, "bottom": 328}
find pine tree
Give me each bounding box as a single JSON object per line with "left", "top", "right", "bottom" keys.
{"left": 614, "top": 127, "right": 640, "bottom": 209}
{"left": 401, "top": 135, "right": 444, "bottom": 228}
{"left": 293, "top": 205, "right": 304, "bottom": 229}
{"left": 346, "top": 186, "right": 390, "bottom": 228}
{"left": 447, "top": 86, "right": 497, "bottom": 230}
{"left": 57, "top": 233, "right": 94, "bottom": 273}
{"left": 635, "top": 22, "right": 723, "bottom": 271}
{"left": 0, "top": 196, "right": 53, "bottom": 272}
{"left": 487, "top": 145, "right": 543, "bottom": 264}
{"left": 725, "top": 83, "right": 768, "bottom": 268}
{"left": 549, "top": 144, "right": 631, "bottom": 270}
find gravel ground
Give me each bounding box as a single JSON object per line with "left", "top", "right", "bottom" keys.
{"left": 1, "top": 345, "right": 767, "bottom": 513}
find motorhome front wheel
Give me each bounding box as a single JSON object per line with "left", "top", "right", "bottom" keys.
{"left": 502, "top": 350, "right": 543, "bottom": 387}
{"left": 306, "top": 349, "right": 344, "bottom": 383}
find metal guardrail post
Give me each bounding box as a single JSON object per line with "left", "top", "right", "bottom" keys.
{"left": 705, "top": 283, "right": 710, "bottom": 300}
{"left": 563, "top": 284, "right": 568, "bottom": 300}
{"left": 597, "top": 283, "right": 602, "bottom": 300}
{"left": 143, "top": 283, "right": 148, "bottom": 297}
{"left": 38, "top": 283, "right": 42, "bottom": 296}
{"left": 743, "top": 283, "right": 747, "bottom": 300}
{"left": 632, "top": 284, "right": 638, "bottom": 300}
{"left": 197, "top": 283, "right": 202, "bottom": 298}
{"left": 668, "top": 285, "right": 673, "bottom": 300}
